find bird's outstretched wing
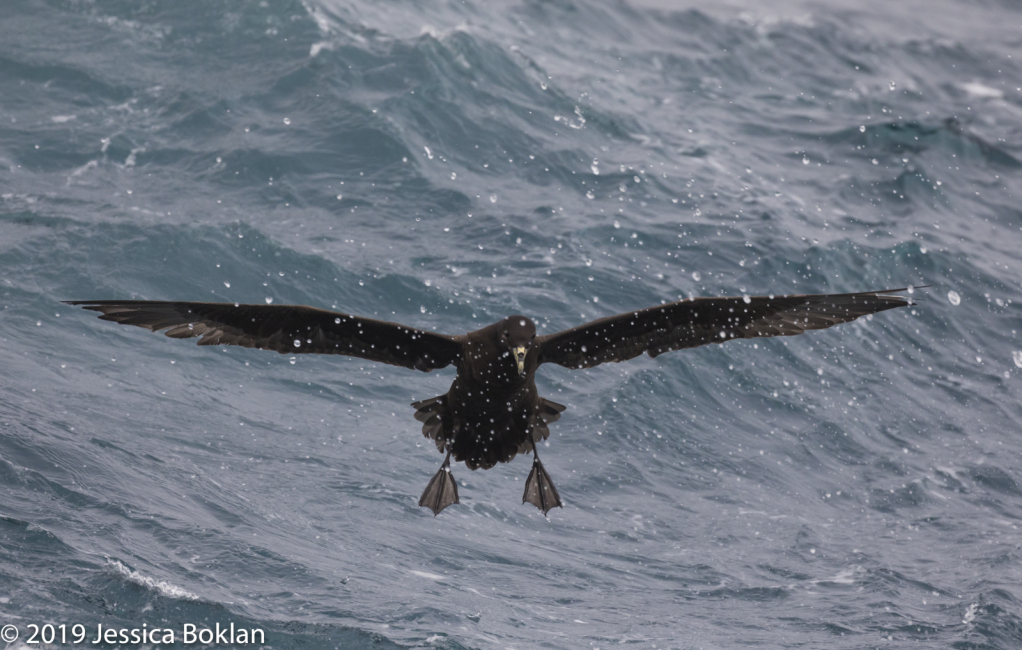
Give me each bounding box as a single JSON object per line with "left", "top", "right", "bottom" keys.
{"left": 64, "top": 301, "right": 462, "bottom": 372}
{"left": 537, "top": 289, "right": 913, "bottom": 370}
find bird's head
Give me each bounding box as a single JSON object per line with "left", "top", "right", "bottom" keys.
{"left": 499, "top": 315, "right": 536, "bottom": 377}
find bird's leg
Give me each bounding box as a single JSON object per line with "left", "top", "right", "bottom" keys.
{"left": 522, "top": 439, "right": 562, "bottom": 515}
{"left": 419, "top": 447, "right": 459, "bottom": 516}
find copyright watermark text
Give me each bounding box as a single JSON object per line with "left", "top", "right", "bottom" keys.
{"left": 1, "top": 623, "right": 265, "bottom": 645}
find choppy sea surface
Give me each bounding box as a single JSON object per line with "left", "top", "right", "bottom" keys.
{"left": 2, "top": 0, "right": 1022, "bottom": 648}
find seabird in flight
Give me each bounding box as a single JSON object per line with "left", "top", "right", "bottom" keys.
{"left": 65, "top": 288, "right": 914, "bottom": 515}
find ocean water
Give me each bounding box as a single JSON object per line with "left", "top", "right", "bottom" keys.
{"left": 2, "top": 0, "right": 1022, "bottom": 648}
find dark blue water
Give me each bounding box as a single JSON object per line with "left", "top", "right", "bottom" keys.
{"left": 2, "top": 0, "right": 1022, "bottom": 648}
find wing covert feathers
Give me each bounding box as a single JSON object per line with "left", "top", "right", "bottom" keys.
{"left": 64, "top": 300, "right": 461, "bottom": 372}
{"left": 537, "top": 289, "right": 912, "bottom": 370}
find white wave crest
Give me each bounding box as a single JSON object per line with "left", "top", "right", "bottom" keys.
{"left": 108, "top": 559, "right": 198, "bottom": 601}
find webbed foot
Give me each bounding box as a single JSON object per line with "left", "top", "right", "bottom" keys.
{"left": 523, "top": 454, "right": 562, "bottom": 515}
{"left": 419, "top": 452, "right": 459, "bottom": 516}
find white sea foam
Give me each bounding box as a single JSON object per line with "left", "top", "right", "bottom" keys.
{"left": 108, "top": 559, "right": 198, "bottom": 601}
{"left": 961, "top": 82, "right": 1003, "bottom": 99}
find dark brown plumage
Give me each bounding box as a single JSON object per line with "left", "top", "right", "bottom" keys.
{"left": 65, "top": 288, "right": 913, "bottom": 515}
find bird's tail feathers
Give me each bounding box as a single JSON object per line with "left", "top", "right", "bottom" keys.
{"left": 412, "top": 395, "right": 447, "bottom": 452}
{"left": 521, "top": 398, "right": 567, "bottom": 452}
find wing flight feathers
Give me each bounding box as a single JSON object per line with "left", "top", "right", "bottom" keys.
{"left": 537, "top": 289, "right": 912, "bottom": 370}
{"left": 64, "top": 300, "right": 462, "bottom": 372}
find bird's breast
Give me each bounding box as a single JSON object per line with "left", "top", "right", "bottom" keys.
{"left": 461, "top": 351, "right": 527, "bottom": 390}
{"left": 449, "top": 371, "right": 536, "bottom": 417}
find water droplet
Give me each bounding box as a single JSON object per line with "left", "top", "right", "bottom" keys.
{"left": 1012, "top": 351, "right": 1022, "bottom": 368}
{"left": 336, "top": 194, "right": 343, "bottom": 200}
{"left": 265, "top": 297, "right": 273, "bottom": 304}
{"left": 593, "top": 296, "right": 600, "bottom": 303}
{"left": 613, "top": 220, "right": 621, "bottom": 229}
{"left": 692, "top": 271, "right": 701, "bottom": 281}
{"left": 871, "top": 158, "right": 879, "bottom": 165}
{"left": 489, "top": 194, "right": 497, "bottom": 203}
{"left": 947, "top": 290, "right": 961, "bottom": 306}
{"left": 293, "top": 339, "right": 301, "bottom": 347}
{"left": 424, "top": 146, "right": 433, "bottom": 160}
{"left": 283, "top": 117, "right": 291, "bottom": 125}
{"left": 586, "top": 190, "right": 595, "bottom": 199}
{"left": 859, "top": 125, "right": 866, "bottom": 132}
{"left": 289, "top": 357, "right": 297, "bottom": 365}
{"left": 743, "top": 295, "right": 751, "bottom": 304}
{"left": 802, "top": 156, "right": 809, "bottom": 165}
{"left": 224, "top": 282, "right": 231, "bottom": 288}
{"left": 424, "top": 279, "right": 432, "bottom": 287}
{"left": 888, "top": 81, "right": 896, "bottom": 90}
{"left": 420, "top": 306, "right": 427, "bottom": 313}
{"left": 450, "top": 172, "right": 457, "bottom": 180}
